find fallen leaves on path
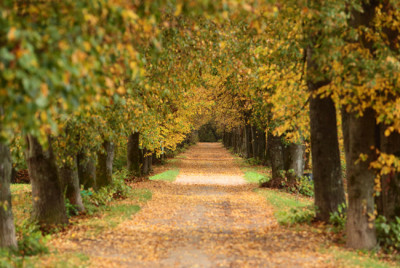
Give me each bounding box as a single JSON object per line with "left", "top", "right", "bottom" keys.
{"left": 44, "top": 143, "right": 341, "bottom": 267}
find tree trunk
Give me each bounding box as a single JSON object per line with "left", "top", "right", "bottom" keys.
{"left": 284, "top": 143, "right": 306, "bottom": 182}
{"left": 266, "top": 133, "right": 285, "bottom": 187}
{"left": 59, "top": 155, "right": 84, "bottom": 212}
{"left": 376, "top": 127, "right": 400, "bottom": 220}
{"left": 96, "top": 141, "right": 115, "bottom": 189}
{"left": 245, "top": 124, "right": 252, "bottom": 158}
{"left": 256, "top": 128, "right": 266, "bottom": 162}
{"left": 251, "top": 126, "right": 258, "bottom": 160}
{"left": 25, "top": 135, "right": 68, "bottom": 226}
{"left": 147, "top": 151, "right": 152, "bottom": 174}
{"left": 0, "top": 143, "right": 17, "bottom": 248}
{"left": 309, "top": 89, "right": 345, "bottom": 222}
{"left": 345, "top": 109, "right": 377, "bottom": 249}
{"left": 77, "top": 151, "right": 96, "bottom": 190}
{"left": 127, "top": 132, "right": 141, "bottom": 176}
{"left": 141, "top": 148, "right": 149, "bottom": 175}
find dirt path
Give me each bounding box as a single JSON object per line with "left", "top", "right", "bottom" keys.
{"left": 51, "top": 143, "right": 339, "bottom": 267}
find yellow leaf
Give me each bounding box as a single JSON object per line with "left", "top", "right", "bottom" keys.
{"left": 7, "top": 27, "right": 16, "bottom": 41}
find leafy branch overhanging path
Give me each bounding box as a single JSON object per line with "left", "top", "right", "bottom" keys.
{"left": 51, "top": 143, "right": 338, "bottom": 267}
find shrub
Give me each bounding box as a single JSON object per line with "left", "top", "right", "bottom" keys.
{"left": 245, "top": 157, "right": 262, "bottom": 166}
{"left": 64, "top": 198, "right": 79, "bottom": 218}
{"left": 279, "top": 205, "right": 316, "bottom": 225}
{"left": 81, "top": 168, "right": 132, "bottom": 215}
{"left": 329, "top": 203, "right": 347, "bottom": 233}
{"left": 376, "top": 215, "right": 400, "bottom": 252}
{"left": 295, "top": 175, "right": 314, "bottom": 197}
{"left": 15, "top": 220, "right": 49, "bottom": 256}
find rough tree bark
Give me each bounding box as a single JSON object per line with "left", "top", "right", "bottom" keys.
{"left": 345, "top": 109, "right": 377, "bottom": 249}
{"left": 96, "top": 140, "right": 115, "bottom": 189}
{"left": 0, "top": 142, "right": 17, "bottom": 248}
{"left": 77, "top": 151, "right": 96, "bottom": 190}
{"left": 25, "top": 135, "right": 68, "bottom": 226}
{"left": 127, "top": 132, "right": 141, "bottom": 176}
{"left": 343, "top": 0, "right": 379, "bottom": 250}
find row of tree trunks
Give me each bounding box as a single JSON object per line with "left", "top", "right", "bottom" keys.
{"left": 223, "top": 125, "right": 267, "bottom": 163}
{"left": 223, "top": 125, "right": 306, "bottom": 188}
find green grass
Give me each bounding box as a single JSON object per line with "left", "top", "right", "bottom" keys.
{"left": 244, "top": 171, "right": 268, "bottom": 184}
{"left": 258, "top": 189, "right": 398, "bottom": 267}
{"left": 328, "top": 248, "right": 397, "bottom": 268}
{"left": 149, "top": 169, "right": 179, "bottom": 182}
{"left": 257, "top": 188, "right": 314, "bottom": 225}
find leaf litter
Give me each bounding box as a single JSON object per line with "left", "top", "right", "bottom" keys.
{"left": 42, "top": 143, "right": 355, "bottom": 267}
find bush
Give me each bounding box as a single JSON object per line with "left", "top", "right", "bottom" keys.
{"left": 295, "top": 176, "right": 314, "bottom": 197}
{"left": 329, "top": 203, "right": 347, "bottom": 233}
{"left": 376, "top": 215, "right": 400, "bottom": 252}
{"left": 285, "top": 175, "right": 314, "bottom": 197}
{"left": 65, "top": 198, "right": 79, "bottom": 218}
{"left": 81, "top": 168, "right": 132, "bottom": 215}
{"left": 245, "top": 157, "right": 262, "bottom": 166}
{"left": 15, "top": 220, "right": 49, "bottom": 256}
{"left": 279, "top": 205, "right": 316, "bottom": 225}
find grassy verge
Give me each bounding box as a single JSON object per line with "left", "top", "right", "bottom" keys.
{"left": 256, "top": 188, "right": 314, "bottom": 225}
{"left": 236, "top": 157, "right": 272, "bottom": 184}
{"left": 257, "top": 188, "right": 398, "bottom": 267}
{"left": 149, "top": 169, "right": 179, "bottom": 182}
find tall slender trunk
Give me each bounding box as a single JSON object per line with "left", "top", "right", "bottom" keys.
{"left": 127, "top": 132, "right": 141, "bottom": 176}
{"left": 251, "top": 126, "right": 258, "bottom": 160}
{"left": 309, "top": 93, "right": 345, "bottom": 221}
{"left": 376, "top": 127, "right": 400, "bottom": 220}
{"left": 25, "top": 135, "right": 68, "bottom": 226}
{"left": 141, "top": 148, "right": 150, "bottom": 175}
{"left": 96, "top": 140, "right": 115, "bottom": 189}
{"left": 59, "top": 154, "right": 84, "bottom": 212}
{"left": 256, "top": 128, "right": 266, "bottom": 162}
{"left": 77, "top": 151, "right": 96, "bottom": 190}
{"left": 245, "top": 124, "right": 252, "bottom": 158}
{"left": 345, "top": 109, "right": 377, "bottom": 249}
{"left": 307, "top": 40, "right": 345, "bottom": 221}
{"left": 0, "top": 142, "right": 17, "bottom": 248}
{"left": 266, "top": 133, "right": 285, "bottom": 187}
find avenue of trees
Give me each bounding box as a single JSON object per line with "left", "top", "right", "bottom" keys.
{"left": 1, "top": 0, "right": 400, "bottom": 252}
